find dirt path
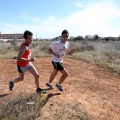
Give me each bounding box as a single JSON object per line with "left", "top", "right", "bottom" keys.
{"left": 0, "top": 57, "right": 120, "bottom": 120}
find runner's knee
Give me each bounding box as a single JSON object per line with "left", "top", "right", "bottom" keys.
{"left": 20, "top": 76, "right": 24, "bottom": 81}
{"left": 66, "top": 72, "right": 68, "bottom": 77}
{"left": 35, "top": 74, "right": 39, "bottom": 79}
{"left": 63, "top": 72, "right": 68, "bottom": 77}
{"left": 54, "top": 72, "right": 58, "bottom": 76}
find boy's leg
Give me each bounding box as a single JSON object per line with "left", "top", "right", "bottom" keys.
{"left": 28, "top": 66, "right": 39, "bottom": 88}
{"left": 56, "top": 68, "right": 68, "bottom": 92}
{"left": 9, "top": 73, "right": 24, "bottom": 91}
{"left": 46, "top": 68, "right": 58, "bottom": 89}
{"left": 28, "top": 66, "right": 47, "bottom": 93}
{"left": 13, "top": 73, "right": 24, "bottom": 83}
{"left": 59, "top": 68, "right": 68, "bottom": 84}
{"left": 49, "top": 68, "right": 58, "bottom": 83}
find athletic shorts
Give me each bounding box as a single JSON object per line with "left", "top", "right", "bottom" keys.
{"left": 17, "top": 62, "right": 34, "bottom": 73}
{"left": 52, "top": 61, "right": 64, "bottom": 71}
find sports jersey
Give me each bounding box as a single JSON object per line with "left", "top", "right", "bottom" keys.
{"left": 50, "top": 40, "right": 69, "bottom": 62}
{"left": 17, "top": 42, "right": 32, "bottom": 66}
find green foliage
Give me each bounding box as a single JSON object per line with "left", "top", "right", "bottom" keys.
{"left": 74, "top": 36, "right": 84, "bottom": 41}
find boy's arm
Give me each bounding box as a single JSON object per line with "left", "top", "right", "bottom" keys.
{"left": 17, "top": 45, "right": 31, "bottom": 62}
{"left": 48, "top": 47, "right": 60, "bottom": 58}
{"left": 66, "top": 48, "right": 76, "bottom": 54}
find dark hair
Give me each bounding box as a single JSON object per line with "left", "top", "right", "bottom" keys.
{"left": 61, "top": 29, "right": 69, "bottom": 36}
{"left": 23, "top": 30, "right": 33, "bottom": 39}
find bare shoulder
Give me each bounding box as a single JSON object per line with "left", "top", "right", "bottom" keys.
{"left": 20, "top": 44, "right": 27, "bottom": 51}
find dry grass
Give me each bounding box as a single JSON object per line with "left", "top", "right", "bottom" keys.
{"left": 71, "top": 41, "right": 120, "bottom": 73}
{"left": 0, "top": 91, "right": 48, "bottom": 120}
{"left": 0, "top": 91, "right": 90, "bottom": 120}
{"left": 1, "top": 40, "right": 120, "bottom": 73}
{"left": 0, "top": 43, "right": 17, "bottom": 59}
{"left": 32, "top": 41, "right": 52, "bottom": 57}
{"left": 0, "top": 41, "right": 51, "bottom": 59}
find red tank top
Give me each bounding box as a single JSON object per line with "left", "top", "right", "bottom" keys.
{"left": 17, "top": 42, "right": 32, "bottom": 66}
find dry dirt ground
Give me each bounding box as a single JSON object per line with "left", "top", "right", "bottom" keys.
{"left": 0, "top": 57, "right": 120, "bottom": 120}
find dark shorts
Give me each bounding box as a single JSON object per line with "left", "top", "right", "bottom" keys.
{"left": 52, "top": 61, "right": 64, "bottom": 71}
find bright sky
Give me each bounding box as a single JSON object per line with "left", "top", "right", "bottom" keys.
{"left": 0, "top": 0, "right": 120, "bottom": 38}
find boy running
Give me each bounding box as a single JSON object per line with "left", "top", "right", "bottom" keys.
{"left": 46, "top": 30, "right": 75, "bottom": 91}
{"left": 9, "top": 30, "right": 47, "bottom": 93}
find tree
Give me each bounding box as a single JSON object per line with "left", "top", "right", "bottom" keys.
{"left": 74, "top": 36, "right": 83, "bottom": 41}
{"left": 93, "top": 34, "right": 99, "bottom": 40}
{"left": 118, "top": 36, "right": 120, "bottom": 40}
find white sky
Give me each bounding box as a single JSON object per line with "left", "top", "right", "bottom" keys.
{"left": 0, "top": 0, "right": 120, "bottom": 38}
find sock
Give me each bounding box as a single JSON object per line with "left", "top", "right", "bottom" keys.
{"left": 48, "top": 82, "right": 51, "bottom": 85}
{"left": 57, "top": 83, "right": 61, "bottom": 86}
{"left": 37, "top": 88, "right": 41, "bottom": 90}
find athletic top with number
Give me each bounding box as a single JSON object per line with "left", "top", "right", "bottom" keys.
{"left": 50, "top": 40, "right": 69, "bottom": 63}
{"left": 17, "top": 42, "right": 32, "bottom": 66}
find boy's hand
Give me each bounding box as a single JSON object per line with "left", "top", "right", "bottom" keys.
{"left": 71, "top": 48, "right": 76, "bottom": 53}
{"left": 30, "top": 57, "right": 36, "bottom": 62}
{"left": 55, "top": 54, "right": 60, "bottom": 58}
